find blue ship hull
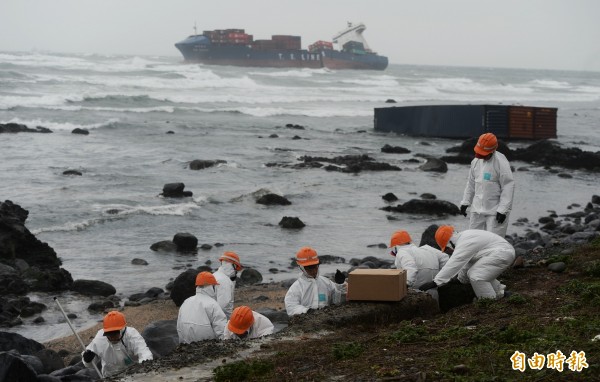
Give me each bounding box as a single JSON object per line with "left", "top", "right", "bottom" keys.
{"left": 175, "top": 35, "right": 388, "bottom": 70}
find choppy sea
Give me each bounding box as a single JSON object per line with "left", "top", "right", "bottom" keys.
{"left": 1, "top": 52, "right": 599, "bottom": 342}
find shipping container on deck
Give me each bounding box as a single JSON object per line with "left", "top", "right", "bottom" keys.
{"left": 374, "top": 105, "right": 557, "bottom": 140}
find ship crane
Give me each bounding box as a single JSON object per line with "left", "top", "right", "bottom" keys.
{"left": 332, "top": 22, "right": 372, "bottom": 53}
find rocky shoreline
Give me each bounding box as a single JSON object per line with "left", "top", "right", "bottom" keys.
{"left": 1, "top": 194, "right": 599, "bottom": 380}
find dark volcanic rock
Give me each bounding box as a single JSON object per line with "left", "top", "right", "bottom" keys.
{"left": 150, "top": 240, "right": 177, "bottom": 252}
{"left": 296, "top": 154, "right": 401, "bottom": 173}
{"left": 189, "top": 159, "right": 226, "bottom": 170}
{"left": 0, "top": 200, "right": 73, "bottom": 296}
{"left": 0, "top": 123, "right": 52, "bottom": 134}
{"left": 382, "top": 193, "right": 398, "bottom": 202}
{"left": 419, "top": 157, "right": 448, "bottom": 173}
{"left": 170, "top": 269, "right": 199, "bottom": 307}
{"left": 381, "top": 144, "right": 410, "bottom": 154}
{"left": 161, "top": 183, "right": 193, "bottom": 198}
{"left": 256, "top": 193, "right": 292, "bottom": 206}
{"left": 511, "top": 140, "right": 600, "bottom": 171}
{"left": 142, "top": 320, "right": 179, "bottom": 358}
{"left": 419, "top": 224, "right": 440, "bottom": 248}
{"left": 172, "top": 233, "right": 198, "bottom": 252}
{"left": 237, "top": 268, "right": 263, "bottom": 286}
{"left": 382, "top": 199, "right": 460, "bottom": 216}
{"left": 0, "top": 351, "right": 38, "bottom": 382}
{"left": 444, "top": 137, "right": 513, "bottom": 161}
{"left": 0, "top": 332, "right": 45, "bottom": 354}
{"left": 62, "top": 170, "right": 82, "bottom": 176}
{"left": 71, "top": 128, "right": 89, "bottom": 135}
{"left": 71, "top": 279, "right": 116, "bottom": 297}
{"left": 279, "top": 216, "right": 305, "bottom": 229}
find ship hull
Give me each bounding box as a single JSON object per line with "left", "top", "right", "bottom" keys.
{"left": 175, "top": 41, "right": 388, "bottom": 70}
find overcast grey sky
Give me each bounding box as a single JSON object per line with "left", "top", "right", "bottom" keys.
{"left": 1, "top": 0, "right": 598, "bottom": 71}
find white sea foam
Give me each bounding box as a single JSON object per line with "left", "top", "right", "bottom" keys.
{"left": 100, "top": 202, "right": 201, "bottom": 217}
{"left": 0, "top": 94, "right": 84, "bottom": 110}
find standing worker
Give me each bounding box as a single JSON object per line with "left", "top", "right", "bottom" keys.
{"left": 82, "top": 311, "right": 153, "bottom": 378}
{"left": 389, "top": 230, "right": 449, "bottom": 299}
{"left": 419, "top": 225, "right": 515, "bottom": 300}
{"left": 177, "top": 271, "right": 227, "bottom": 343}
{"left": 213, "top": 251, "right": 243, "bottom": 318}
{"left": 284, "top": 246, "right": 347, "bottom": 316}
{"left": 460, "top": 133, "right": 515, "bottom": 237}
{"left": 223, "top": 305, "right": 274, "bottom": 340}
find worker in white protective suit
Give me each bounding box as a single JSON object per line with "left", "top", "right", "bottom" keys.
{"left": 82, "top": 311, "right": 153, "bottom": 378}
{"left": 388, "top": 230, "right": 449, "bottom": 300}
{"left": 177, "top": 271, "right": 227, "bottom": 343}
{"left": 460, "top": 133, "right": 515, "bottom": 237}
{"left": 284, "top": 246, "right": 347, "bottom": 316}
{"left": 418, "top": 226, "right": 515, "bottom": 300}
{"left": 213, "top": 251, "right": 243, "bottom": 318}
{"left": 223, "top": 305, "right": 274, "bottom": 340}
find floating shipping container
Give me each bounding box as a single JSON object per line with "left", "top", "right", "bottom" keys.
{"left": 374, "top": 105, "right": 557, "bottom": 140}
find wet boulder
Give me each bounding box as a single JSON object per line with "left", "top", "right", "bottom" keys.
{"left": 419, "top": 157, "right": 448, "bottom": 173}
{"left": 71, "top": 128, "right": 89, "bottom": 135}
{"left": 381, "top": 144, "right": 410, "bottom": 154}
{"left": 382, "top": 199, "right": 460, "bottom": 216}
{"left": 172, "top": 233, "right": 198, "bottom": 252}
{"left": 189, "top": 159, "right": 226, "bottom": 170}
{"left": 0, "top": 122, "right": 52, "bottom": 134}
{"left": 150, "top": 240, "right": 177, "bottom": 252}
{"left": 0, "top": 351, "right": 38, "bottom": 382}
{"left": 0, "top": 200, "right": 73, "bottom": 296}
{"left": 382, "top": 192, "right": 398, "bottom": 202}
{"left": 237, "top": 268, "right": 263, "bottom": 286}
{"left": 170, "top": 269, "right": 199, "bottom": 307}
{"left": 279, "top": 216, "right": 305, "bottom": 229}
{"left": 511, "top": 140, "right": 600, "bottom": 171}
{"left": 142, "top": 320, "right": 179, "bottom": 358}
{"left": 256, "top": 193, "right": 291, "bottom": 206}
{"left": 419, "top": 224, "right": 440, "bottom": 248}
{"left": 71, "top": 279, "right": 116, "bottom": 297}
{"left": 160, "top": 183, "right": 193, "bottom": 198}
{"left": 34, "top": 349, "right": 64, "bottom": 374}
{"left": 0, "top": 332, "right": 45, "bottom": 355}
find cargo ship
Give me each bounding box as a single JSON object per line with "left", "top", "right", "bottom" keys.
{"left": 174, "top": 22, "right": 388, "bottom": 70}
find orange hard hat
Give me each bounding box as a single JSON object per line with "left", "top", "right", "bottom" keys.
{"left": 474, "top": 133, "right": 498, "bottom": 156}
{"left": 227, "top": 306, "right": 255, "bottom": 335}
{"left": 295, "top": 246, "right": 319, "bottom": 266}
{"left": 219, "top": 251, "right": 242, "bottom": 271}
{"left": 103, "top": 311, "right": 126, "bottom": 332}
{"left": 389, "top": 230, "right": 412, "bottom": 248}
{"left": 435, "top": 225, "right": 455, "bottom": 252}
{"left": 195, "top": 271, "right": 219, "bottom": 287}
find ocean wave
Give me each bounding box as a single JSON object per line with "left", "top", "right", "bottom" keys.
{"left": 529, "top": 79, "right": 571, "bottom": 89}
{"left": 248, "top": 68, "right": 324, "bottom": 78}
{"left": 0, "top": 94, "right": 84, "bottom": 110}
{"left": 199, "top": 106, "right": 374, "bottom": 118}
{"left": 0, "top": 117, "right": 119, "bottom": 131}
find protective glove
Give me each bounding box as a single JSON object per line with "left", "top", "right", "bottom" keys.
{"left": 460, "top": 205, "right": 468, "bottom": 217}
{"left": 230, "top": 275, "right": 237, "bottom": 282}
{"left": 496, "top": 212, "right": 506, "bottom": 224}
{"left": 418, "top": 281, "right": 437, "bottom": 291}
{"left": 83, "top": 350, "right": 96, "bottom": 363}
{"left": 334, "top": 269, "right": 346, "bottom": 284}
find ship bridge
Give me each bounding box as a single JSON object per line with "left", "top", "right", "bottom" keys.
{"left": 332, "top": 22, "right": 372, "bottom": 53}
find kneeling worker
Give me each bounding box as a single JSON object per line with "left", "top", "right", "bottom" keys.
{"left": 389, "top": 229, "right": 449, "bottom": 299}
{"left": 177, "top": 271, "right": 227, "bottom": 343}
{"left": 82, "top": 311, "right": 153, "bottom": 378}
{"left": 419, "top": 226, "right": 515, "bottom": 300}
{"left": 284, "top": 246, "right": 347, "bottom": 316}
{"left": 224, "top": 305, "right": 274, "bottom": 340}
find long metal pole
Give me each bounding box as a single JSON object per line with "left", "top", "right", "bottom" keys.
{"left": 54, "top": 297, "right": 103, "bottom": 379}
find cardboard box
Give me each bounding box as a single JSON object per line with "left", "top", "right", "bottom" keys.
{"left": 347, "top": 269, "right": 407, "bottom": 301}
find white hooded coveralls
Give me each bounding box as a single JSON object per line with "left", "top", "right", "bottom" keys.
{"left": 461, "top": 151, "right": 515, "bottom": 236}
{"left": 177, "top": 286, "right": 227, "bottom": 343}
{"left": 214, "top": 262, "right": 236, "bottom": 318}
{"left": 223, "top": 311, "right": 274, "bottom": 340}
{"left": 82, "top": 326, "right": 153, "bottom": 377}
{"left": 393, "top": 243, "right": 449, "bottom": 289}
{"left": 433, "top": 230, "right": 515, "bottom": 299}
{"left": 284, "top": 272, "right": 346, "bottom": 316}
